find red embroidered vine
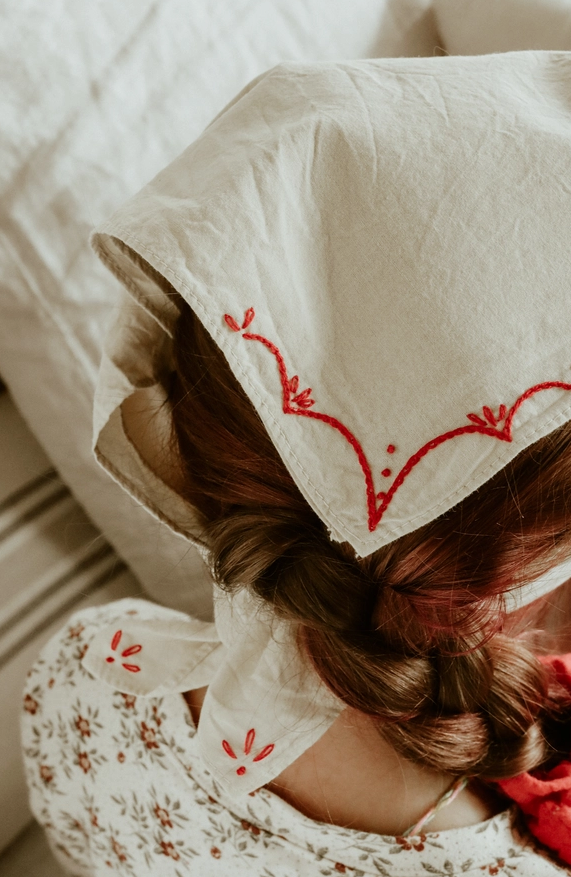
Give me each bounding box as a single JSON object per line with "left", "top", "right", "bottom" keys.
{"left": 105, "top": 630, "right": 142, "bottom": 673}
{"left": 224, "top": 308, "right": 571, "bottom": 533}
{"left": 221, "top": 728, "right": 275, "bottom": 775}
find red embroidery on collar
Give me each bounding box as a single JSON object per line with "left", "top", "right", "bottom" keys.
{"left": 225, "top": 309, "right": 571, "bottom": 533}
{"left": 221, "top": 728, "right": 275, "bottom": 775}
{"left": 105, "top": 629, "right": 142, "bottom": 673}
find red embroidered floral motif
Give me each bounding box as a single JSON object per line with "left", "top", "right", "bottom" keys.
{"left": 105, "top": 629, "right": 142, "bottom": 673}
{"left": 221, "top": 728, "right": 275, "bottom": 775}
{"left": 225, "top": 308, "right": 571, "bottom": 533}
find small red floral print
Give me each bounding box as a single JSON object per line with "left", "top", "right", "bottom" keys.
{"left": 78, "top": 643, "right": 89, "bottom": 660}
{"left": 117, "top": 751, "right": 125, "bottom": 763}
{"left": 152, "top": 704, "right": 162, "bottom": 726}
{"left": 335, "top": 865, "right": 347, "bottom": 874}
{"left": 48, "top": 677, "right": 55, "bottom": 688}
{"left": 23, "top": 694, "right": 39, "bottom": 714}
{"left": 105, "top": 629, "right": 142, "bottom": 673}
{"left": 68, "top": 623, "right": 84, "bottom": 638}
{"left": 154, "top": 803, "right": 173, "bottom": 828}
{"left": 77, "top": 752, "right": 92, "bottom": 774}
{"left": 121, "top": 693, "right": 136, "bottom": 709}
{"left": 88, "top": 807, "right": 98, "bottom": 828}
{"left": 111, "top": 837, "right": 127, "bottom": 862}
{"left": 159, "top": 840, "right": 180, "bottom": 860}
{"left": 483, "top": 862, "right": 505, "bottom": 876}
{"left": 140, "top": 721, "right": 159, "bottom": 749}
{"left": 39, "top": 764, "right": 53, "bottom": 785}
{"left": 75, "top": 715, "right": 91, "bottom": 737}
{"left": 395, "top": 833, "right": 426, "bottom": 852}
{"left": 211, "top": 846, "right": 222, "bottom": 858}
{"left": 241, "top": 819, "right": 261, "bottom": 836}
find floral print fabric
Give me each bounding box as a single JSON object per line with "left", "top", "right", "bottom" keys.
{"left": 21, "top": 598, "right": 571, "bottom": 876}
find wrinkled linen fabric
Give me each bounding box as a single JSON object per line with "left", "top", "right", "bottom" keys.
{"left": 92, "top": 52, "right": 571, "bottom": 560}
{"left": 21, "top": 598, "right": 571, "bottom": 876}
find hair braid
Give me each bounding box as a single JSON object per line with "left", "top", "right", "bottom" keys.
{"left": 168, "top": 300, "right": 571, "bottom": 780}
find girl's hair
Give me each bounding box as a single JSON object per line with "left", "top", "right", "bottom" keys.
{"left": 168, "top": 300, "right": 571, "bottom": 779}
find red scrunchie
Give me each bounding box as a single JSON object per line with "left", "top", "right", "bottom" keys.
{"left": 496, "top": 654, "right": 571, "bottom": 864}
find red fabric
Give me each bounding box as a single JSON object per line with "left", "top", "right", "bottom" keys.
{"left": 497, "top": 654, "right": 571, "bottom": 864}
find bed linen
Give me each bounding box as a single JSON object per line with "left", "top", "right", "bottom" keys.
{"left": 0, "top": 0, "right": 438, "bottom": 620}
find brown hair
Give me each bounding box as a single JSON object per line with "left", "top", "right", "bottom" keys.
{"left": 168, "top": 300, "right": 571, "bottom": 780}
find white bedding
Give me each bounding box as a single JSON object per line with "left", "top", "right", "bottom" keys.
{"left": 0, "top": 0, "right": 438, "bottom": 618}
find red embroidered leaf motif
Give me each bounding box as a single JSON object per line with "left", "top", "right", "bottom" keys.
{"left": 289, "top": 376, "right": 299, "bottom": 395}
{"left": 466, "top": 413, "right": 487, "bottom": 427}
{"left": 482, "top": 406, "right": 497, "bottom": 426}
{"left": 253, "top": 744, "right": 275, "bottom": 763}
{"left": 121, "top": 644, "right": 142, "bottom": 657}
{"left": 122, "top": 664, "right": 141, "bottom": 673}
{"left": 293, "top": 388, "right": 315, "bottom": 409}
{"left": 498, "top": 404, "right": 507, "bottom": 421}
{"left": 244, "top": 728, "right": 255, "bottom": 756}
{"left": 242, "top": 308, "right": 255, "bottom": 329}
{"left": 224, "top": 314, "right": 241, "bottom": 332}
{"left": 111, "top": 630, "right": 122, "bottom": 651}
{"left": 222, "top": 740, "right": 237, "bottom": 759}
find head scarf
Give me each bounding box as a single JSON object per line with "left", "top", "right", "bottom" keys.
{"left": 87, "top": 51, "right": 571, "bottom": 797}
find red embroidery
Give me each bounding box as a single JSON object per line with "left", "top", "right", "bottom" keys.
{"left": 225, "top": 308, "right": 571, "bottom": 533}
{"left": 222, "top": 739, "right": 237, "bottom": 759}
{"left": 221, "top": 727, "right": 275, "bottom": 775}
{"left": 381, "top": 468, "right": 391, "bottom": 478}
{"left": 105, "top": 630, "right": 142, "bottom": 673}
{"left": 253, "top": 744, "right": 275, "bottom": 762}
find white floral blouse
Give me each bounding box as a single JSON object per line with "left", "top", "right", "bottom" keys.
{"left": 21, "top": 598, "right": 571, "bottom": 876}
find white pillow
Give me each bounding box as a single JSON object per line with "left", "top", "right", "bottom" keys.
{"left": 0, "top": 0, "right": 437, "bottom": 617}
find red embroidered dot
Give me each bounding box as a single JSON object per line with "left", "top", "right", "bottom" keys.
{"left": 381, "top": 468, "right": 391, "bottom": 478}
{"left": 236, "top": 766, "right": 247, "bottom": 776}
{"left": 106, "top": 657, "right": 115, "bottom": 663}
{"left": 387, "top": 444, "right": 395, "bottom": 454}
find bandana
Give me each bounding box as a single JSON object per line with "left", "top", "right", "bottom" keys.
{"left": 89, "top": 52, "right": 571, "bottom": 797}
